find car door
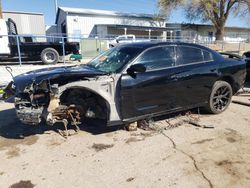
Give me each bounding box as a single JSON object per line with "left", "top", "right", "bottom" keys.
{"left": 174, "top": 45, "right": 219, "bottom": 107}
{"left": 120, "top": 45, "right": 184, "bottom": 119}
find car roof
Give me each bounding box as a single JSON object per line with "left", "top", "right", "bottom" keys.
{"left": 121, "top": 41, "right": 213, "bottom": 51}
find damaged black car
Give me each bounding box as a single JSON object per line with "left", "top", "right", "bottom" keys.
{"left": 10, "top": 42, "right": 246, "bottom": 130}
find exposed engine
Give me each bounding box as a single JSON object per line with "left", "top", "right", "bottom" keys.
{"left": 14, "top": 79, "right": 108, "bottom": 136}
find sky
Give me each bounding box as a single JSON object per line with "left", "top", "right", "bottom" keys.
{"left": 2, "top": 0, "right": 249, "bottom": 27}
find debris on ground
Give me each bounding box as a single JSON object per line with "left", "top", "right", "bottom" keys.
{"left": 91, "top": 143, "right": 114, "bottom": 152}
{"left": 232, "top": 100, "right": 250, "bottom": 107}
{"left": 126, "top": 177, "right": 135, "bottom": 182}
{"left": 9, "top": 180, "right": 35, "bottom": 188}
{"left": 137, "top": 119, "right": 155, "bottom": 131}
{"left": 236, "top": 88, "right": 250, "bottom": 95}
{"left": 133, "top": 110, "right": 214, "bottom": 132}
{"left": 125, "top": 122, "right": 138, "bottom": 131}
{"left": 183, "top": 119, "right": 215, "bottom": 129}
{"left": 125, "top": 137, "right": 145, "bottom": 144}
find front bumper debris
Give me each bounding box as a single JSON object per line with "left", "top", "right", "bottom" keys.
{"left": 16, "top": 106, "right": 44, "bottom": 125}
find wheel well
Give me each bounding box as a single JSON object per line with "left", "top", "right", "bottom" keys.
{"left": 243, "top": 51, "right": 250, "bottom": 58}
{"left": 59, "top": 88, "right": 110, "bottom": 121}
{"left": 218, "top": 76, "right": 236, "bottom": 93}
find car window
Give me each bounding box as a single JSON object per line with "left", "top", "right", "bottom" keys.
{"left": 87, "top": 46, "right": 144, "bottom": 73}
{"left": 134, "top": 46, "right": 175, "bottom": 71}
{"left": 117, "top": 36, "right": 126, "bottom": 40}
{"left": 203, "top": 50, "right": 213, "bottom": 61}
{"left": 177, "top": 46, "right": 204, "bottom": 65}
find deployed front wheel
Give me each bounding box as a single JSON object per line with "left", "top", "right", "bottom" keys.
{"left": 41, "top": 48, "right": 59, "bottom": 64}
{"left": 206, "top": 81, "right": 232, "bottom": 114}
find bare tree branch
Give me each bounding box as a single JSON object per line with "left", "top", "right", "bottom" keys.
{"left": 158, "top": 0, "right": 250, "bottom": 40}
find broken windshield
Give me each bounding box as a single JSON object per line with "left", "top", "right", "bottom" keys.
{"left": 87, "top": 46, "right": 143, "bottom": 73}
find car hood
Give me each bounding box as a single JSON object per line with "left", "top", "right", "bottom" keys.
{"left": 14, "top": 65, "right": 106, "bottom": 92}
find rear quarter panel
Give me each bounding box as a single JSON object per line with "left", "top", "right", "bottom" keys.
{"left": 218, "top": 57, "right": 246, "bottom": 92}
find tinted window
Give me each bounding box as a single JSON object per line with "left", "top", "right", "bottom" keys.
{"left": 177, "top": 46, "right": 203, "bottom": 65}
{"left": 134, "top": 46, "right": 175, "bottom": 70}
{"left": 203, "top": 50, "right": 213, "bottom": 61}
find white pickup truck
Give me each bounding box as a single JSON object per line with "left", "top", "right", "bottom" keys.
{"left": 108, "top": 35, "right": 150, "bottom": 48}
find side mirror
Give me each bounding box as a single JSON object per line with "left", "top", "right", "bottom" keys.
{"left": 127, "top": 64, "right": 146, "bottom": 78}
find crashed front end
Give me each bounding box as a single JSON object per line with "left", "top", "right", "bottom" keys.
{"left": 9, "top": 64, "right": 119, "bottom": 128}
{"left": 13, "top": 79, "right": 110, "bottom": 127}
{"left": 14, "top": 80, "right": 59, "bottom": 125}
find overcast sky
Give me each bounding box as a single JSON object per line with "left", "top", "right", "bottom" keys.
{"left": 2, "top": 0, "right": 249, "bottom": 27}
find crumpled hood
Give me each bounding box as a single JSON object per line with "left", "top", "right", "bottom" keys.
{"left": 14, "top": 65, "right": 106, "bottom": 92}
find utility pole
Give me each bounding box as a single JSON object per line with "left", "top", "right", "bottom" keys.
{"left": 54, "top": 0, "right": 58, "bottom": 16}
{"left": 0, "top": 0, "right": 3, "bottom": 19}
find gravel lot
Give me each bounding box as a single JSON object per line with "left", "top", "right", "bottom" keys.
{"left": 0, "top": 90, "right": 250, "bottom": 188}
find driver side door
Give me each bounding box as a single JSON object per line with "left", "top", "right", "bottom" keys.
{"left": 120, "top": 45, "right": 180, "bottom": 120}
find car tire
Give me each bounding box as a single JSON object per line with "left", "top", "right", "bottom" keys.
{"left": 41, "top": 48, "right": 59, "bottom": 64}
{"left": 206, "top": 81, "right": 233, "bottom": 114}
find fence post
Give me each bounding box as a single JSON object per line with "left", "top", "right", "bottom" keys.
{"left": 16, "top": 35, "right": 22, "bottom": 66}
{"left": 238, "top": 42, "right": 241, "bottom": 55}
{"left": 99, "top": 39, "right": 102, "bottom": 53}
{"left": 62, "top": 37, "right": 66, "bottom": 65}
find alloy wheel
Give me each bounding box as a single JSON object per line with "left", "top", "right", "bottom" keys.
{"left": 212, "top": 86, "right": 231, "bottom": 112}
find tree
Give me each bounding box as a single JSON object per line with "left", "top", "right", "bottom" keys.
{"left": 152, "top": 11, "right": 169, "bottom": 27}
{"left": 0, "top": 0, "right": 3, "bottom": 19}
{"left": 158, "top": 0, "right": 250, "bottom": 41}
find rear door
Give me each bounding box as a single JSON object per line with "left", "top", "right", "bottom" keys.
{"left": 174, "top": 45, "right": 219, "bottom": 107}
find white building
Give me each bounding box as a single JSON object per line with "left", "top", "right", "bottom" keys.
{"left": 166, "top": 23, "right": 250, "bottom": 42}
{"left": 3, "top": 10, "right": 46, "bottom": 36}
{"left": 49, "top": 7, "right": 166, "bottom": 39}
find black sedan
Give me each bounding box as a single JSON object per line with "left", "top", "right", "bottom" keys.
{"left": 12, "top": 42, "right": 246, "bottom": 128}
{"left": 243, "top": 51, "right": 250, "bottom": 82}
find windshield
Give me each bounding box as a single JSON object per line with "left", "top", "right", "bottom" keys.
{"left": 87, "top": 46, "right": 144, "bottom": 73}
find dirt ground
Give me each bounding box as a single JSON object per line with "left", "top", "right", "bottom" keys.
{"left": 0, "top": 93, "right": 250, "bottom": 188}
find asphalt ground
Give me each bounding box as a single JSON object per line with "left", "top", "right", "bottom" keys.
{"left": 0, "top": 90, "right": 250, "bottom": 187}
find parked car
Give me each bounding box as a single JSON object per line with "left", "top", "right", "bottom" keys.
{"left": 108, "top": 34, "right": 150, "bottom": 48}
{"left": 242, "top": 51, "right": 250, "bottom": 81}
{"left": 10, "top": 42, "right": 246, "bottom": 128}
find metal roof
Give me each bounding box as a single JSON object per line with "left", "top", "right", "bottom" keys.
{"left": 166, "top": 23, "right": 250, "bottom": 30}
{"left": 96, "top": 24, "right": 176, "bottom": 31}
{"left": 56, "top": 6, "right": 165, "bottom": 24}
{"left": 3, "top": 10, "right": 44, "bottom": 15}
